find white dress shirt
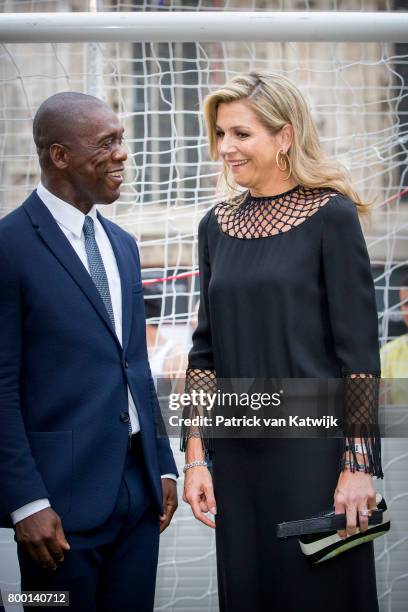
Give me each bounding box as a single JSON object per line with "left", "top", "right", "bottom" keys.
{"left": 11, "top": 184, "right": 175, "bottom": 525}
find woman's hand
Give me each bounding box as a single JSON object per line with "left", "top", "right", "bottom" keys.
{"left": 183, "top": 466, "right": 217, "bottom": 529}
{"left": 334, "top": 470, "right": 377, "bottom": 539}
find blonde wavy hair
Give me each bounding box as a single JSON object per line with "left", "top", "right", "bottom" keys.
{"left": 203, "top": 71, "right": 371, "bottom": 214}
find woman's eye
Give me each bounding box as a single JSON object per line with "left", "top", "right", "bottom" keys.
{"left": 216, "top": 132, "right": 224, "bottom": 138}
{"left": 237, "top": 132, "right": 249, "bottom": 138}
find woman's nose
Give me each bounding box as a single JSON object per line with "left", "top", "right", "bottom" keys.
{"left": 219, "top": 136, "right": 237, "bottom": 156}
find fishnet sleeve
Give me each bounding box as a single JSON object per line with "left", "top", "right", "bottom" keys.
{"left": 322, "top": 196, "right": 383, "bottom": 478}
{"left": 180, "top": 368, "right": 217, "bottom": 456}
{"left": 340, "top": 373, "right": 383, "bottom": 477}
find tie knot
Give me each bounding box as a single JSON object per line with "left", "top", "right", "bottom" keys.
{"left": 83, "top": 215, "right": 95, "bottom": 237}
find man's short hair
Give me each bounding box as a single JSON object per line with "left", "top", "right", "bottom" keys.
{"left": 33, "top": 91, "right": 107, "bottom": 166}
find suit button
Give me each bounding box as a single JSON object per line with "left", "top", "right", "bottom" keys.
{"left": 120, "top": 411, "right": 130, "bottom": 423}
{"left": 124, "top": 360, "right": 129, "bottom": 368}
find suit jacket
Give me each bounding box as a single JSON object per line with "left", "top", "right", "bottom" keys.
{"left": 0, "top": 191, "right": 177, "bottom": 531}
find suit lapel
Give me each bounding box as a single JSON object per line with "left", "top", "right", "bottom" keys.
{"left": 23, "top": 192, "right": 119, "bottom": 346}
{"left": 97, "top": 212, "right": 133, "bottom": 352}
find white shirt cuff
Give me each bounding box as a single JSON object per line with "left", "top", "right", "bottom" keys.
{"left": 161, "top": 473, "right": 177, "bottom": 482}
{"left": 10, "top": 499, "right": 51, "bottom": 525}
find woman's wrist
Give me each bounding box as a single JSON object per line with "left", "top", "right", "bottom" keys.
{"left": 183, "top": 460, "right": 208, "bottom": 473}
{"left": 341, "top": 456, "right": 373, "bottom": 474}
{"left": 185, "top": 436, "right": 205, "bottom": 463}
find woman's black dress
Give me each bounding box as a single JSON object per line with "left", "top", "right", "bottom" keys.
{"left": 184, "top": 185, "right": 383, "bottom": 612}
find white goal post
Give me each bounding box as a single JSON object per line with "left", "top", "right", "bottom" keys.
{"left": 1, "top": 11, "right": 408, "bottom": 43}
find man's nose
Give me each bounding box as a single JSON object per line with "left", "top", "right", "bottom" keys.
{"left": 112, "top": 143, "right": 128, "bottom": 162}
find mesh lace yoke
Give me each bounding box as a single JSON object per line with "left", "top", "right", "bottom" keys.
{"left": 214, "top": 185, "right": 338, "bottom": 239}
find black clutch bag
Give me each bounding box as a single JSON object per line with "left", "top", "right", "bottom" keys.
{"left": 276, "top": 492, "right": 390, "bottom": 564}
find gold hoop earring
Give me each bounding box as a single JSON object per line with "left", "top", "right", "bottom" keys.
{"left": 276, "top": 150, "right": 292, "bottom": 181}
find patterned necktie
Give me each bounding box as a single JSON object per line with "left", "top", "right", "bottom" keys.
{"left": 83, "top": 215, "right": 115, "bottom": 329}
{"left": 83, "top": 215, "right": 133, "bottom": 442}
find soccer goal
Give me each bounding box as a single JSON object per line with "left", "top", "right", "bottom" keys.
{"left": 0, "top": 3, "right": 408, "bottom": 611}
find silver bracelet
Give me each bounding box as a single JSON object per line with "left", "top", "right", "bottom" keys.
{"left": 183, "top": 460, "right": 208, "bottom": 473}
{"left": 342, "top": 459, "right": 369, "bottom": 473}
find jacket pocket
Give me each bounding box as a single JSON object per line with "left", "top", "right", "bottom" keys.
{"left": 26, "top": 431, "right": 73, "bottom": 517}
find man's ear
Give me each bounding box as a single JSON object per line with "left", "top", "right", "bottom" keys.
{"left": 49, "top": 143, "right": 70, "bottom": 169}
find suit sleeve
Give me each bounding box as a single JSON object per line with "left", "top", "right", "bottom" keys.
{"left": 322, "top": 195, "right": 383, "bottom": 478}
{"left": 126, "top": 232, "right": 178, "bottom": 477}
{"left": 147, "top": 365, "right": 178, "bottom": 477}
{"left": 0, "top": 242, "right": 49, "bottom": 523}
{"left": 180, "top": 211, "right": 216, "bottom": 455}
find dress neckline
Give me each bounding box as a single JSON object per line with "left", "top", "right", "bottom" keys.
{"left": 214, "top": 185, "right": 338, "bottom": 240}
{"left": 244, "top": 184, "right": 301, "bottom": 204}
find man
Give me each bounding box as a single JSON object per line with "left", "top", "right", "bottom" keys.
{"left": 380, "top": 272, "right": 408, "bottom": 406}
{"left": 0, "top": 92, "right": 178, "bottom": 611}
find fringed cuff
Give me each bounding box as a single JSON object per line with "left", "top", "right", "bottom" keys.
{"left": 340, "top": 373, "right": 383, "bottom": 479}
{"left": 180, "top": 367, "right": 217, "bottom": 459}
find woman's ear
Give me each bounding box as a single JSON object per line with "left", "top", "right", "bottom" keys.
{"left": 279, "top": 123, "right": 294, "bottom": 153}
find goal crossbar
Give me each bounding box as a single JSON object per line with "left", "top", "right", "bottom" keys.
{"left": 1, "top": 11, "right": 408, "bottom": 44}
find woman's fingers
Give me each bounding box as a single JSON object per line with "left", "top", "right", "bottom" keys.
{"left": 345, "top": 504, "right": 357, "bottom": 537}
{"left": 183, "top": 468, "right": 216, "bottom": 529}
{"left": 368, "top": 491, "right": 378, "bottom": 510}
{"left": 334, "top": 471, "right": 377, "bottom": 539}
{"left": 334, "top": 498, "right": 347, "bottom": 539}
{"left": 357, "top": 503, "right": 369, "bottom": 533}
{"left": 203, "top": 483, "right": 217, "bottom": 516}
{"left": 359, "top": 491, "right": 378, "bottom": 533}
{"left": 190, "top": 497, "right": 216, "bottom": 528}
{"left": 336, "top": 496, "right": 377, "bottom": 538}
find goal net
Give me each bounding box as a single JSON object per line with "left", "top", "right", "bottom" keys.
{"left": 0, "top": 1, "right": 407, "bottom": 611}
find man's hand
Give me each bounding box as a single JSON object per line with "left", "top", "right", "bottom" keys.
{"left": 334, "top": 470, "right": 377, "bottom": 539}
{"left": 15, "top": 507, "right": 70, "bottom": 571}
{"left": 183, "top": 466, "right": 216, "bottom": 529}
{"left": 160, "top": 479, "right": 178, "bottom": 533}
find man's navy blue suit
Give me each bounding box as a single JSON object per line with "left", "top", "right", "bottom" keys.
{"left": 0, "top": 190, "right": 178, "bottom": 609}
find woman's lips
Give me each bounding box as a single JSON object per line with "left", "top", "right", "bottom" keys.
{"left": 229, "top": 160, "right": 249, "bottom": 173}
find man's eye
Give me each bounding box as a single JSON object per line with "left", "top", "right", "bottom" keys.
{"left": 102, "top": 136, "right": 124, "bottom": 148}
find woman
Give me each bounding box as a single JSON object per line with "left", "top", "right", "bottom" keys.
{"left": 182, "top": 72, "right": 383, "bottom": 612}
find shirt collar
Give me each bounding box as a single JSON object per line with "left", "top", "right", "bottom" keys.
{"left": 37, "top": 182, "right": 98, "bottom": 238}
